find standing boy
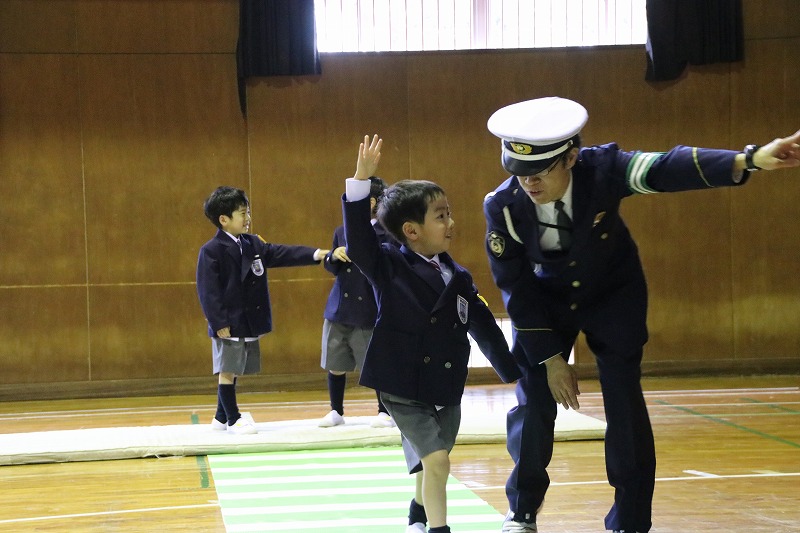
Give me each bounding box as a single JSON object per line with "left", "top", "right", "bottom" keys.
{"left": 319, "top": 176, "right": 397, "bottom": 428}
{"left": 197, "top": 186, "right": 328, "bottom": 435}
{"left": 482, "top": 97, "right": 800, "bottom": 533}
{"left": 343, "top": 135, "right": 522, "bottom": 533}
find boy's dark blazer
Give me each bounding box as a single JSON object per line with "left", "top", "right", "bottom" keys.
{"left": 343, "top": 195, "right": 521, "bottom": 406}
{"left": 197, "top": 229, "right": 319, "bottom": 338}
{"left": 322, "top": 223, "right": 394, "bottom": 328}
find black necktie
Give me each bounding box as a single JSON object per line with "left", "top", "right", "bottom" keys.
{"left": 554, "top": 200, "right": 572, "bottom": 250}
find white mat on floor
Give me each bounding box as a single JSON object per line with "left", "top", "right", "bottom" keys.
{"left": 0, "top": 406, "right": 605, "bottom": 466}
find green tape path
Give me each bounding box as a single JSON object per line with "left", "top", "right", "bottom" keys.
{"left": 208, "top": 447, "right": 504, "bottom": 532}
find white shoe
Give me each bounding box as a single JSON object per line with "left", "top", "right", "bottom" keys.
{"left": 405, "top": 523, "right": 426, "bottom": 533}
{"left": 502, "top": 511, "right": 538, "bottom": 532}
{"left": 210, "top": 418, "right": 227, "bottom": 431}
{"left": 371, "top": 411, "right": 396, "bottom": 428}
{"left": 318, "top": 410, "right": 345, "bottom": 427}
{"left": 228, "top": 417, "right": 258, "bottom": 435}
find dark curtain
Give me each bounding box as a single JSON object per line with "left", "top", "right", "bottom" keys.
{"left": 236, "top": 0, "right": 321, "bottom": 115}
{"left": 645, "top": 0, "right": 744, "bottom": 81}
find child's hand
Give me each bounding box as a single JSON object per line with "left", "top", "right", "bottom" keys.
{"left": 354, "top": 134, "right": 382, "bottom": 180}
{"left": 332, "top": 246, "right": 351, "bottom": 262}
{"left": 217, "top": 327, "right": 231, "bottom": 338}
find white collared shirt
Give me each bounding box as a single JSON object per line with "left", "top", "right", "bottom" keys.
{"left": 535, "top": 174, "right": 574, "bottom": 251}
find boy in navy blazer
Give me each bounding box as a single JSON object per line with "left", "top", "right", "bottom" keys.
{"left": 319, "top": 176, "right": 398, "bottom": 429}
{"left": 343, "top": 135, "right": 522, "bottom": 533}
{"left": 197, "top": 186, "right": 328, "bottom": 435}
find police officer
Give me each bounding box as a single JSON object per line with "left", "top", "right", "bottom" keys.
{"left": 482, "top": 97, "right": 800, "bottom": 533}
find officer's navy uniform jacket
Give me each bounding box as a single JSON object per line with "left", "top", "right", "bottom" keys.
{"left": 483, "top": 143, "right": 749, "bottom": 533}
{"left": 197, "top": 230, "right": 319, "bottom": 338}
{"left": 343, "top": 194, "right": 522, "bottom": 407}
{"left": 323, "top": 223, "right": 393, "bottom": 328}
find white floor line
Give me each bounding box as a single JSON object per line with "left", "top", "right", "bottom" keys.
{"left": 471, "top": 470, "right": 800, "bottom": 491}
{"left": 0, "top": 503, "right": 219, "bottom": 525}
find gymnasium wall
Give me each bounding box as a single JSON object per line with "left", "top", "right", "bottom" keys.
{"left": 0, "top": 0, "right": 798, "bottom": 400}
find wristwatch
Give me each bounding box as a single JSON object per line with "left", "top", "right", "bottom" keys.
{"left": 743, "top": 144, "right": 762, "bottom": 171}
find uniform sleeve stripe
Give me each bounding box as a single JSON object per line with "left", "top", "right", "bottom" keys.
{"left": 626, "top": 152, "right": 662, "bottom": 194}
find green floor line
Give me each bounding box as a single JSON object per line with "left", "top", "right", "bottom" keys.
{"left": 654, "top": 399, "right": 800, "bottom": 449}
{"left": 208, "top": 447, "right": 504, "bottom": 533}
{"left": 190, "top": 413, "right": 211, "bottom": 488}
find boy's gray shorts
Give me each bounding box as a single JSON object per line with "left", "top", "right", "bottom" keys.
{"left": 320, "top": 319, "right": 373, "bottom": 372}
{"left": 380, "top": 392, "right": 461, "bottom": 474}
{"left": 212, "top": 338, "right": 261, "bottom": 375}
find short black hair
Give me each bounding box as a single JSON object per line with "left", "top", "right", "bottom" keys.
{"left": 377, "top": 180, "right": 445, "bottom": 245}
{"left": 368, "top": 176, "right": 388, "bottom": 201}
{"left": 203, "top": 186, "right": 249, "bottom": 229}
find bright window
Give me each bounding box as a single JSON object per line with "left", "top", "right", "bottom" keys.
{"left": 315, "top": 0, "right": 647, "bottom": 53}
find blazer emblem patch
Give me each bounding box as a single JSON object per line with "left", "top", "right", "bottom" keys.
{"left": 457, "top": 295, "right": 469, "bottom": 324}
{"left": 251, "top": 256, "right": 265, "bottom": 276}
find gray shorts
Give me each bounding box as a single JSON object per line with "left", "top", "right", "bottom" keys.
{"left": 320, "top": 319, "right": 373, "bottom": 372}
{"left": 212, "top": 338, "right": 261, "bottom": 375}
{"left": 380, "top": 392, "right": 461, "bottom": 474}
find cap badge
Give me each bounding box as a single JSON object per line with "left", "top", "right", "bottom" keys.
{"left": 488, "top": 231, "right": 505, "bottom": 257}
{"left": 509, "top": 142, "right": 533, "bottom": 155}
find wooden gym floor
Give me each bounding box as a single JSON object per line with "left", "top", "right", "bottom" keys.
{"left": 0, "top": 375, "right": 797, "bottom": 533}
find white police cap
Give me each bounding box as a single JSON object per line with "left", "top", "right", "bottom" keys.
{"left": 487, "top": 97, "right": 588, "bottom": 176}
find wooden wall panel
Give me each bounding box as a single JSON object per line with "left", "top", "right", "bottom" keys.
{"left": 75, "top": 0, "right": 237, "bottom": 53}
{"left": 88, "top": 285, "right": 207, "bottom": 380}
{"left": 0, "top": 287, "right": 89, "bottom": 384}
{"left": 730, "top": 38, "right": 800, "bottom": 361}
{"left": 1, "top": 1, "right": 799, "bottom": 398}
{"left": 0, "top": 54, "right": 86, "bottom": 286}
{"left": 0, "top": 1, "right": 77, "bottom": 53}
{"left": 79, "top": 53, "right": 248, "bottom": 284}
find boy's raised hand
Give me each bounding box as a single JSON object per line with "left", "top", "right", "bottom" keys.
{"left": 354, "top": 134, "right": 382, "bottom": 180}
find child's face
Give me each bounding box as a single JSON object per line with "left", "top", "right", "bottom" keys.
{"left": 220, "top": 205, "right": 251, "bottom": 236}
{"left": 410, "top": 194, "right": 454, "bottom": 258}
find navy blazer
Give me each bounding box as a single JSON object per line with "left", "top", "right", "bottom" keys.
{"left": 343, "top": 195, "right": 521, "bottom": 406}
{"left": 196, "top": 230, "right": 319, "bottom": 338}
{"left": 483, "top": 143, "right": 749, "bottom": 367}
{"left": 323, "top": 223, "right": 396, "bottom": 327}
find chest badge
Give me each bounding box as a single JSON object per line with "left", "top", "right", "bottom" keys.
{"left": 251, "top": 255, "right": 265, "bottom": 276}
{"left": 593, "top": 211, "right": 606, "bottom": 227}
{"left": 457, "top": 295, "right": 469, "bottom": 324}
{"left": 488, "top": 231, "right": 505, "bottom": 257}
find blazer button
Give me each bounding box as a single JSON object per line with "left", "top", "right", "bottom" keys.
{"left": 357, "top": 296, "right": 363, "bottom": 301}
{"left": 430, "top": 317, "right": 437, "bottom": 324}
{"left": 346, "top": 268, "right": 352, "bottom": 273}
{"left": 601, "top": 233, "right": 609, "bottom": 239}
{"left": 571, "top": 280, "right": 581, "bottom": 288}
{"left": 423, "top": 356, "right": 431, "bottom": 363}
{"left": 344, "top": 292, "right": 349, "bottom": 298}
{"left": 570, "top": 303, "right": 578, "bottom": 311}
{"left": 569, "top": 261, "right": 577, "bottom": 267}
{"left": 444, "top": 362, "right": 452, "bottom": 369}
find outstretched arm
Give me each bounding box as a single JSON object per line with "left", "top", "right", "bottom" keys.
{"left": 737, "top": 130, "right": 800, "bottom": 171}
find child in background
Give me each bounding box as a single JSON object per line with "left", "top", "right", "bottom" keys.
{"left": 319, "top": 176, "right": 397, "bottom": 428}
{"left": 197, "top": 186, "right": 328, "bottom": 435}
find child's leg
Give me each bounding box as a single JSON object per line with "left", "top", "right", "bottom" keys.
{"left": 407, "top": 473, "right": 427, "bottom": 525}
{"left": 218, "top": 371, "right": 241, "bottom": 424}
{"left": 419, "top": 449, "right": 450, "bottom": 528}
{"left": 327, "top": 371, "right": 347, "bottom": 415}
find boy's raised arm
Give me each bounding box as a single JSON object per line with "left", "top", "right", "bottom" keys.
{"left": 353, "top": 134, "right": 382, "bottom": 180}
